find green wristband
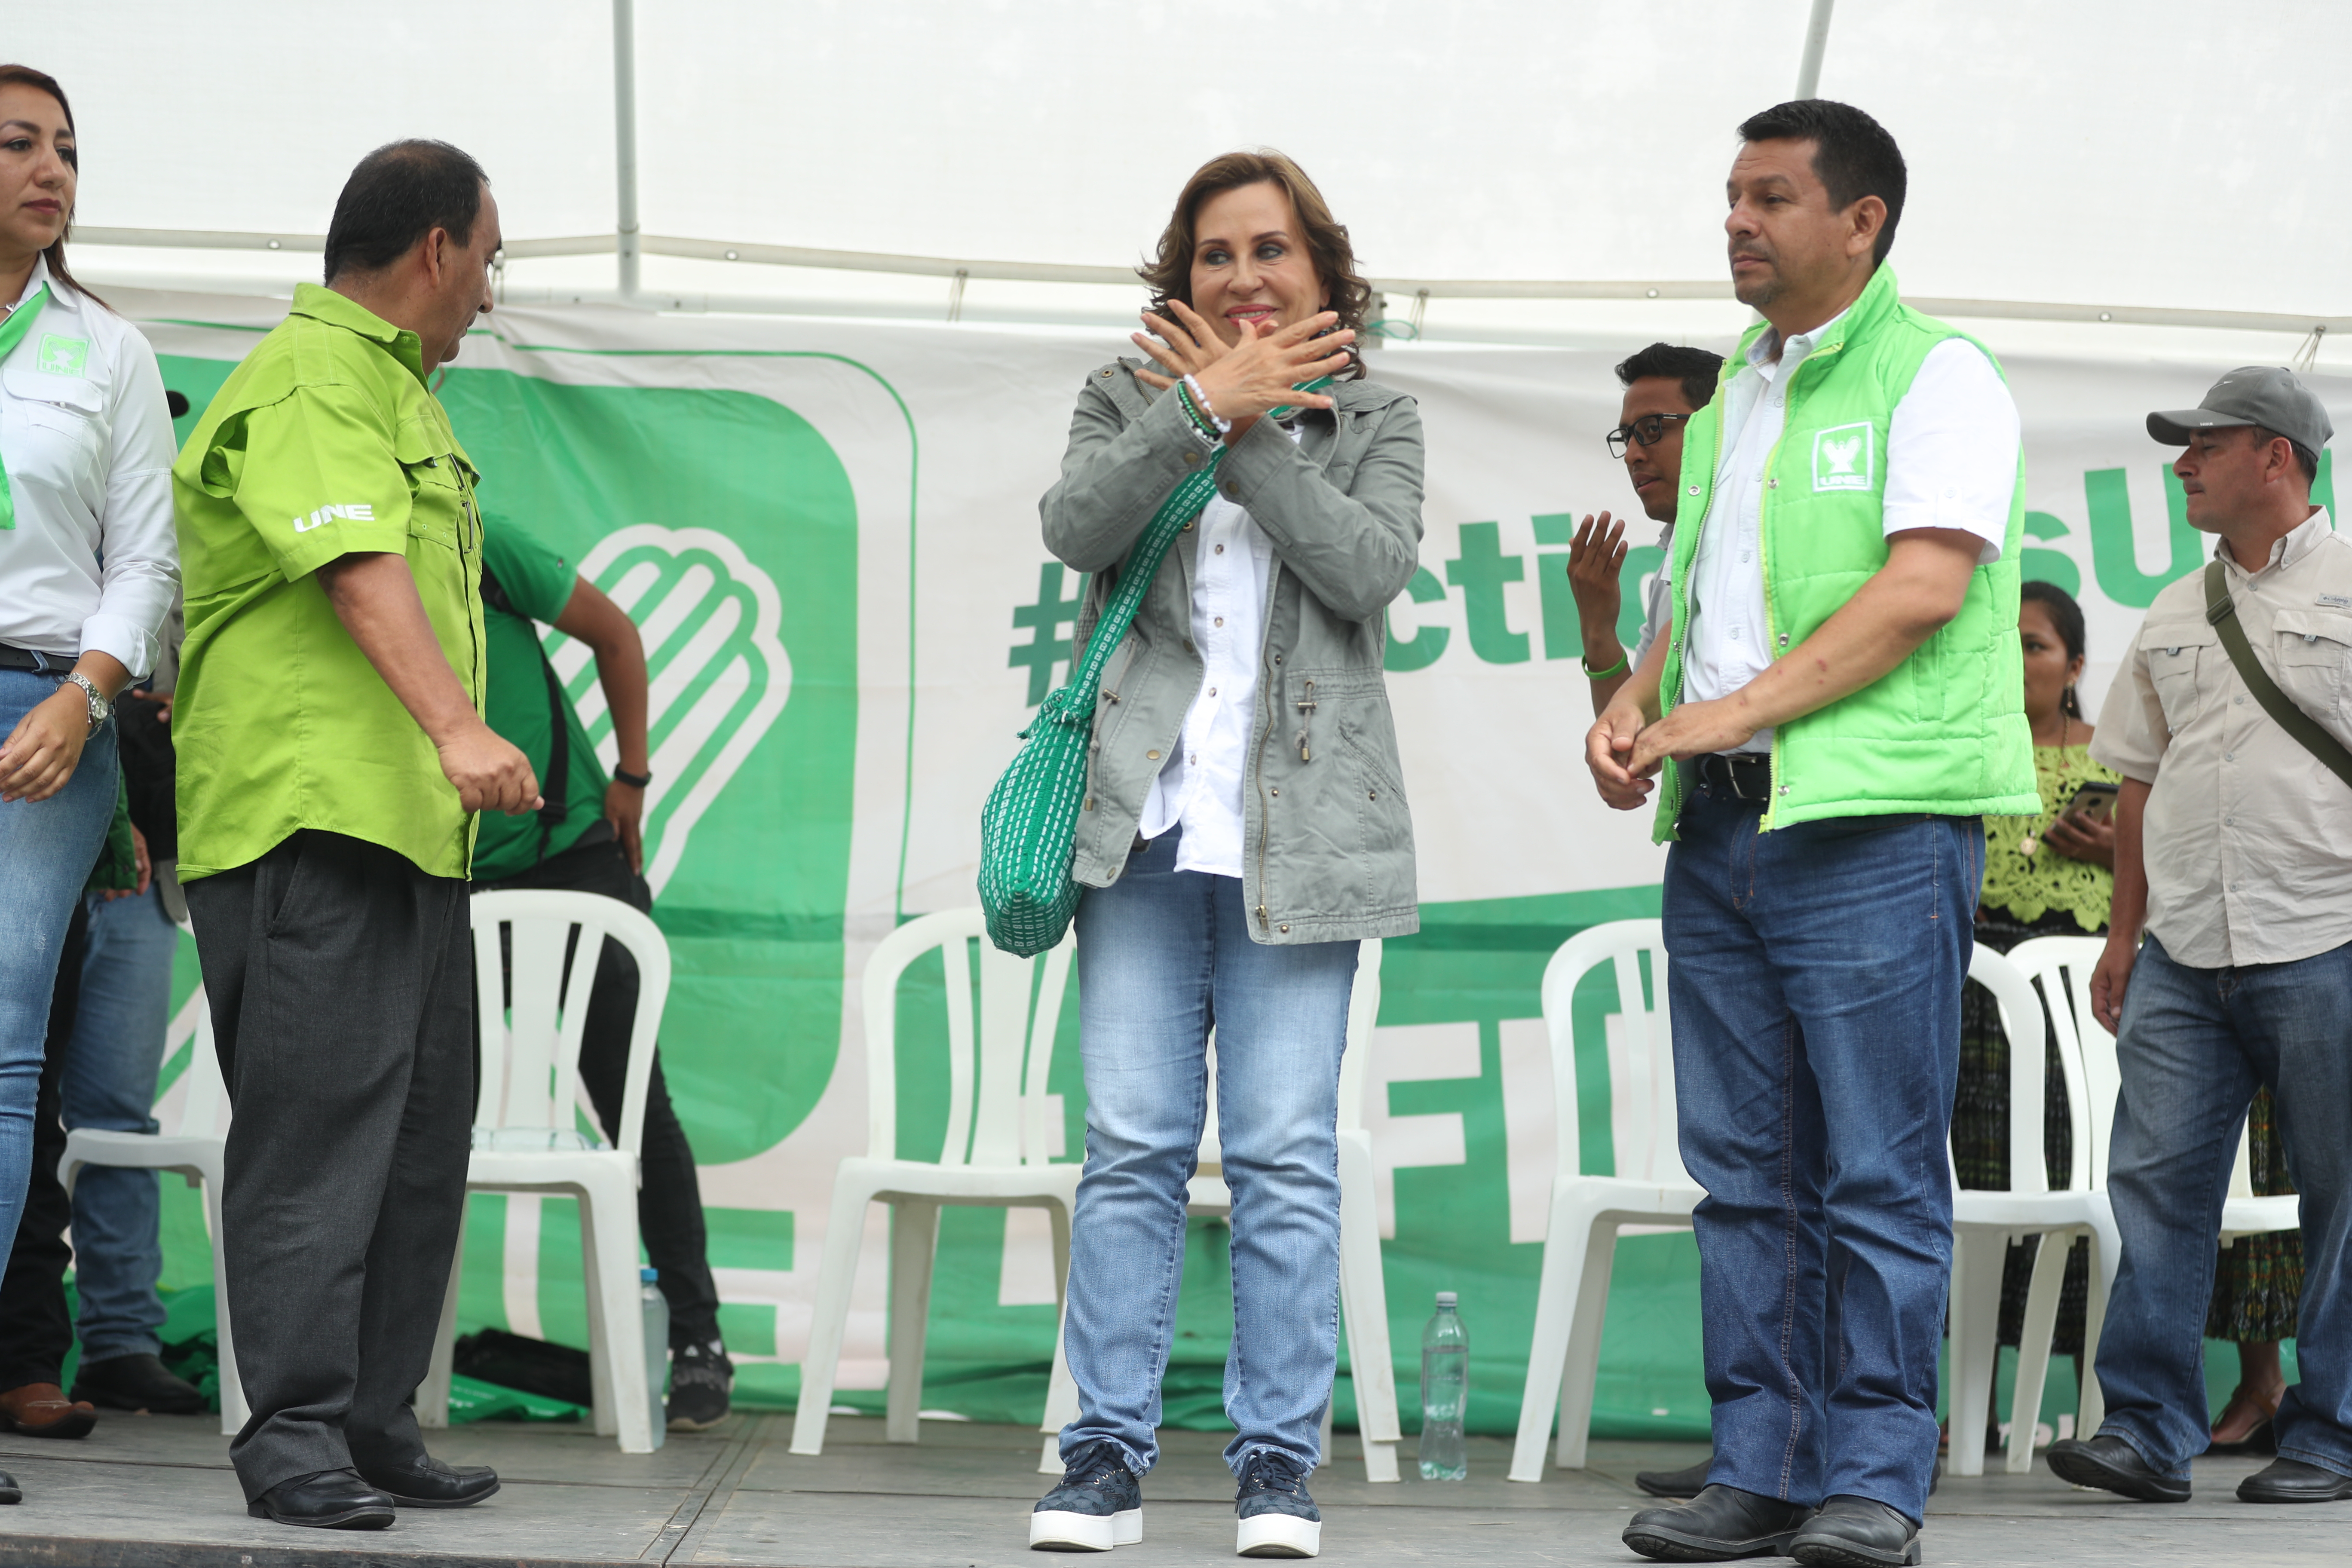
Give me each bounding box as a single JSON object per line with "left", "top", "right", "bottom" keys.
{"left": 1583, "top": 651, "right": 1629, "bottom": 681}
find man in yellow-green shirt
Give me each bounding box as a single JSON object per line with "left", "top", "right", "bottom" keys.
{"left": 172, "top": 141, "right": 535, "bottom": 1531}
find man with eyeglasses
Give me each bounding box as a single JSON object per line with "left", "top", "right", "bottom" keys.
{"left": 1588, "top": 100, "right": 2033, "bottom": 1566}
{"left": 1566, "top": 343, "right": 1724, "bottom": 717}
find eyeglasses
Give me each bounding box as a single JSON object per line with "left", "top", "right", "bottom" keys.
{"left": 1606, "top": 413, "right": 1691, "bottom": 459}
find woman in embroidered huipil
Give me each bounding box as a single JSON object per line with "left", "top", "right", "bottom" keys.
{"left": 1951, "top": 582, "right": 2299, "bottom": 1455}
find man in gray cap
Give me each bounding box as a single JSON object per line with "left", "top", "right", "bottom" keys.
{"left": 2045, "top": 366, "right": 2352, "bottom": 1505}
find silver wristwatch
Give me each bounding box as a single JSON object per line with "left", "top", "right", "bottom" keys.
{"left": 64, "top": 672, "right": 111, "bottom": 736}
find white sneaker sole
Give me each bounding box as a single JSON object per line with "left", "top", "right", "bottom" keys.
{"left": 1237, "top": 1513, "right": 1320, "bottom": 1557}
{"left": 1029, "top": 1506, "right": 1142, "bottom": 1551}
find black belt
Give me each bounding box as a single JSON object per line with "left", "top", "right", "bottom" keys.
{"left": 1692, "top": 752, "right": 1773, "bottom": 802}
{"left": 0, "top": 644, "right": 70, "bottom": 673}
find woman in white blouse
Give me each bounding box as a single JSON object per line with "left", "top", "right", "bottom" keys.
{"left": 0, "top": 61, "right": 180, "bottom": 1478}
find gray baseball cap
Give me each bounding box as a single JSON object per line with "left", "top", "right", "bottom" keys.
{"left": 2148, "top": 366, "right": 2333, "bottom": 454}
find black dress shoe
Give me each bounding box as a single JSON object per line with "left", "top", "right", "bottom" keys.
{"left": 1624, "top": 1484, "right": 1813, "bottom": 1561}
{"left": 245, "top": 1469, "right": 396, "bottom": 1529}
{"left": 2043, "top": 1434, "right": 2190, "bottom": 1502}
{"left": 1635, "top": 1458, "right": 1715, "bottom": 1499}
{"left": 71, "top": 1351, "right": 208, "bottom": 1416}
{"left": 2237, "top": 1457, "right": 2352, "bottom": 1504}
{"left": 0, "top": 1469, "right": 19, "bottom": 1504}
{"left": 1790, "top": 1495, "right": 1920, "bottom": 1567}
{"left": 358, "top": 1453, "right": 500, "bottom": 1508}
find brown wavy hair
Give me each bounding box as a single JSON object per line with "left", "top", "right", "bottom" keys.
{"left": 0, "top": 64, "right": 103, "bottom": 309}
{"left": 1139, "top": 150, "right": 1370, "bottom": 380}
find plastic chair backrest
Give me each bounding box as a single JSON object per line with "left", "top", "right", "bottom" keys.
{"left": 471, "top": 890, "right": 673, "bottom": 1158}
{"left": 861, "top": 908, "right": 1075, "bottom": 1167}
{"left": 2003, "top": 935, "right": 2112, "bottom": 1188}
{"left": 162, "top": 985, "right": 228, "bottom": 1140}
{"left": 1199, "top": 938, "right": 1382, "bottom": 1174}
{"left": 1964, "top": 944, "right": 2081, "bottom": 1194}
{"left": 1539, "top": 921, "right": 1683, "bottom": 1185}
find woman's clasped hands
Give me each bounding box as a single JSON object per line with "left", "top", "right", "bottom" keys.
{"left": 1130, "top": 300, "right": 1352, "bottom": 440}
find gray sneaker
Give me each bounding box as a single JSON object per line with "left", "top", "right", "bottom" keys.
{"left": 1235, "top": 1448, "right": 1320, "bottom": 1558}
{"left": 1030, "top": 1441, "right": 1143, "bottom": 1552}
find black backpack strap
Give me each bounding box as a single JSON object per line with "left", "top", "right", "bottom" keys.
{"left": 2204, "top": 560, "right": 2352, "bottom": 790}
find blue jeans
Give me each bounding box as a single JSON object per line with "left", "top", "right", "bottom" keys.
{"left": 1060, "top": 830, "right": 1360, "bottom": 1478}
{"left": 64, "top": 882, "right": 179, "bottom": 1361}
{"left": 0, "top": 668, "right": 118, "bottom": 1264}
{"left": 1663, "top": 783, "right": 1981, "bottom": 1521}
{"left": 2095, "top": 932, "right": 2352, "bottom": 1480}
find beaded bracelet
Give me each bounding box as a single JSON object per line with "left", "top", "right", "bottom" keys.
{"left": 1182, "top": 374, "right": 1232, "bottom": 435}
{"left": 1175, "top": 380, "right": 1222, "bottom": 444}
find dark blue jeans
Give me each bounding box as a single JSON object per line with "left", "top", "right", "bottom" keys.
{"left": 2095, "top": 932, "right": 2352, "bottom": 1480}
{"left": 1663, "top": 782, "right": 1981, "bottom": 1521}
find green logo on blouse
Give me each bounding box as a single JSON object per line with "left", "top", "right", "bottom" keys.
{"left": 36, "top": 335, "right": 87, "bottom": 377}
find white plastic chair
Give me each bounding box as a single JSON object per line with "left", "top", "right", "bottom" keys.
{"left": 1946, "top": 943, "right": 2114, "bottom": 1477}
{"left": 1509, "top": 919, "right": 1703, "bottom": 1482}
{"left": 60, "top": 979, "right": 249, "bottom": 1437}
{"left": 1030, "top": 940, "right": 1400, "bottom": 1481}
{"left": 2007, "top": 935, "right": 2303, "bottom": 1462}
{"left": 789, "top": 908, "right": 1082, "bottom": 1457}
{"left": 414, "top": 890, "right": 673, "bottom": 1453}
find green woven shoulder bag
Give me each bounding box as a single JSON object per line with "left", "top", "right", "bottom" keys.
{"left": 980, "top": 381, "right": 1328, "bottom": 955}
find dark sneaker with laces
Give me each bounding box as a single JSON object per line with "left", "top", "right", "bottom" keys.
{"left": 1235, "top": 1448, "right": 1320, "bottom": 1559}
{"left": 666, "top": 1340, "right": 733, "bottom": 1431}
{"left": 1031, "top": 1440, "right": 1142, "bottom": 1551}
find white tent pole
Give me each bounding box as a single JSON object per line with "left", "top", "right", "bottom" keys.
{"left": 613, "top": 0, "right": 641, "bottom": 301}
{"left": 1795, "top": 0, "right": 1836, "bottom": 98}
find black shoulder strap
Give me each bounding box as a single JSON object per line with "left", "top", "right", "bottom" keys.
{"left": 2204, "top": 560, "right": 2352, "bottom": 791}
{"left": 481, "top": 563, "right": 572, "bottom": 863}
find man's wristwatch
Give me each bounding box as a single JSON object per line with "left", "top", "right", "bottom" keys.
{"left": 63, "top": 673, "right": 111, "bottom": 737}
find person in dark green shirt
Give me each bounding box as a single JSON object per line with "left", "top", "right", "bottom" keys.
{"left": 472, "top": 514, "right": 733, "bottom": 1430}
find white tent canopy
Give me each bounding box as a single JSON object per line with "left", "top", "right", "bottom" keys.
{"left": 19, "top": 1, "right": 2352, "bottom": 346}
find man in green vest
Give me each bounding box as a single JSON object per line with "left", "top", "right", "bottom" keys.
{"left": 173, "top": 141, "right": 536, "bottom": 1530}
{"left": 1588, "top": 101, "right": 2036, "bottom": 1566}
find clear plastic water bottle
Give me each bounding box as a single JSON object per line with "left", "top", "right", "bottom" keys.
{"left": 641, "top": 1265, "right": 669, "bottom": 1450}
{"left": 1418, "top": 1289, "right": 1468, "bottom": 1480}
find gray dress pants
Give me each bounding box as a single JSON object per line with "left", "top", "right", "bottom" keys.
{"left": 183, "top": 830, "right": 473, "bottom": 1500}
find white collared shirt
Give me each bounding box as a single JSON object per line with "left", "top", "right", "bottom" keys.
{"left": 1673, "top": 308, "right": 2021, "bottom": 752}
{"left": 0, "top": 257, "right": 180, "bottom": 678}
{"left": 2094, "top": 509, "right": 2352, "bottom": 968}
{"left": 1138, "top": 424, "right": 1302, "bottom": 876}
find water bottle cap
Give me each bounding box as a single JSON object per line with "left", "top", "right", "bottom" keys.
{"left": 641, "top": 1266, "right": 659, "bottom": 1283}
{"left": 1435, "top": 1290, "right": 1457, "bottom": 1308}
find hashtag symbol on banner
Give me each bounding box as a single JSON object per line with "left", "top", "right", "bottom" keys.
{"left": 1009, "top": 561, "right": 1085, "bottom": 706}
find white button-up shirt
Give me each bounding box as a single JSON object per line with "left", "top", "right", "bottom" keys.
{"left": 1138, "top": 425, "right": 1302, "bottom": 877}
{"left": 0, "top": 257, "right": 179, "bottom": 677}
{"left": 2094, "top": 509, "right": 2352, "bottom": 968}
{"left": 1673, "top": 308, "right": 2021, "bottom": 752}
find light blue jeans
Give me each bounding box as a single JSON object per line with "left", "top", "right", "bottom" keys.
{"left": 65, "top": 882, "right": 179, "bottom": 1362}
{"left": 0, "top": 667, "right": 118, "bottom": 1264}
{"left": 1059, "top": 830, "right": 1360, "bottom": 1479}
{"left": 2094, "top": 932, "right": 2352, "bottom": 1480}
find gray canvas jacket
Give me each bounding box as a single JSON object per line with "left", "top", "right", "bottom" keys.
{"left": 1041, "top": 358, "right": 1424, "bottom": 943}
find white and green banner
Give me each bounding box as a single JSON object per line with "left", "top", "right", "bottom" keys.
{"left": 129, "top": 291, "right": 2338, "bottom": 1437}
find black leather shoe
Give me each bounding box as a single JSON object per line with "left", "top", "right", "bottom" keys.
{"left": 1624, "top": 1484, "right": 1812, "bottom": 1561}
{"left": 2237, "top": 1457, "right": 2352, "bottom": 1504}
{"left": 0, "top": 1469, "right": 19, "bottom": 1504}
{"left": 245, "top": 1469, "right": 396, "bottom": 1529}
{"left": 1635, "top": 1458, "right": 1715, "bottom": 1499}
{"left": 357, "top": 1453, "right": 500, "bottom": 1508}
{"left": 1789, "top": 1495, "right": 1920, "bottom": 1567}
{"left": 2044, "top": 1434, "right": 2190, "bottom": 1502}
{"left": 71, "top": 1351, "right": 208, "bottom": 1416}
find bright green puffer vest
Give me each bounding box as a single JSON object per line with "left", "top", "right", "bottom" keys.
{"left": 1651, "top": 264, "right": 2040, "bottom": 842}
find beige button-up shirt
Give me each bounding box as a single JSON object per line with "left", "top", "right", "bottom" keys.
{"left": 2093, "top": 508, "right": 2352, "bottom": 968}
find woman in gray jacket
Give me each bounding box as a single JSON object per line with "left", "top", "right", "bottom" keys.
{"left": 1026, "top": 150, "right": 1423, "bottom": 1561}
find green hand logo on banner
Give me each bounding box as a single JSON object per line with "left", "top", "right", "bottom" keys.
{"left": 542, "top": 524, "right": 792, "bottom": 894}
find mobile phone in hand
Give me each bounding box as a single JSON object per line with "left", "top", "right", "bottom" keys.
{"left": 2067, "top": 781, "right": 2120, "bottom": 823}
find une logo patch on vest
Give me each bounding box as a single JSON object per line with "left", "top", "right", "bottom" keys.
{"left": 1811, "top": 421, "right": 1876, "bottom": 493}
{"left": 36, "top": 335, "right": 87, "bottom": 377}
